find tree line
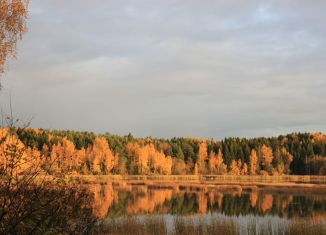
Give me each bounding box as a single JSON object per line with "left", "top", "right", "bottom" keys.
{"left": 1, "top": 128, "right": 326, "bottom": 176}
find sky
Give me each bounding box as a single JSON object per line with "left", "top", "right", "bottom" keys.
{"left": 1, "top": 0, "right": 326, "bottom": 139}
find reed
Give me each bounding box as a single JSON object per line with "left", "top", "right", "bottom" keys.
{"left": 287, "top": 220, "right": 326, "bottom": 235}
{"left": 95, "top": 216, "right": 326, "bottom": 235}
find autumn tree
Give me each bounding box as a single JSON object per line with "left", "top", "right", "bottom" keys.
{"left": 62, "top": 137, "right": 76, "bottom": 171}
{"left": 75, "top": 148, "right": 88, "bottom": 174}
{"left": 147, "top": 144, "right": 165, "bottom": 174}
{"left": 242, "top": 163, "right": 248, "bottom": 175}
{"left": 72, "top": 148, "right": 90, "bottom": 175}
{"left": 87, "top": 137, "right": 116, "bottom": 174}
{"left": 48, "top": 138, "right": 78, "bottom": 173}
{"left": 208, "top": 151, "right": 216, "bottom": 174}
{"left": 127, "top": 142, "right": 150, "bottom": 174}
{"left": 0, "top": 132, "right": 39, "bottom": 175}
{"left": 274, "top": 148, "right": 293, "bottom": 175}
{"left": 249, "top": 149, "right": 258, "bottom": 175}
{"left": 162, "top": 155, "right": 173, "bottom": 175}
{"left": 194, "top": 162, "right": 199, "bottom": 175}
{"left": 115, "top": 154, "right": 127, "bottom": 175}
{"left": 208, "top": 149, "right": 227, "bottom": 175}
{"left": 237, "top": 159, "right": 243, "bottom": 175}
{"left": 172, "top": 158, "right": 186, "bottom": 175}
{"left": 50, "top": 141, "right": 64, "bottom": 173}
{"left": 0, "top": 0, "right": 29, "bottom": 75}
{"left": 127, "top": 143, "right": 172, "bottom": 175}
{"left": 229, "top": 160, "right": 240, "bottom": 175}
{"left": 260, "top": 145, "right": 274, "bottom": 175}
{"left": 197, "top": 142, "right": 208, "bottom": 174}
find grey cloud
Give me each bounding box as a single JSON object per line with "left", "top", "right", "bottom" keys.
{"left": 1, "top": 0, "right": 326, "bottom": 139}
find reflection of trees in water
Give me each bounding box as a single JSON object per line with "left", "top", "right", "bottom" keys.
{"left": 286, "top": 196, "right": 326, "bottom": 218}
{"left": 88, "top": 184, "right": 115, "bottom": 219}
{"left": 126, "top": 188, "right": 173, "bottom": 214}
{"left": 261, "top": 194, "right": 274, "bottom": 212}
{"left": 250, "top": 191, "right": 258, "bottom": 207}
{"left": 208, "top": 192, "right": 223, "bottom": 210}
{"left": 198, "top": 193, "right": 208, "bottom": 214}
{"left": 87, "top": 185, "right": 326, "bottom": 219}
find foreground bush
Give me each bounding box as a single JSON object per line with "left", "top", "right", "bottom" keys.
{"left": 0, "top": 129, "right": 95, "bottom": 234}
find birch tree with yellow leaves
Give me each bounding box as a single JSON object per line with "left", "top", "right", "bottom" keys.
{"left": 0, "top": 0, "right": 29, "bottom": 75}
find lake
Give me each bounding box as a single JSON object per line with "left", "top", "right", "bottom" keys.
{"left": 85, "top": 182, "right": 326, "bottom": 234}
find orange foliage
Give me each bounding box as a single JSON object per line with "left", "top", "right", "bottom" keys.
{"left": 237, "top": 160, "right": 243, "bottom": 174}
{"left": 279, "top": 148, "right": 293, "bottom": 175}
{"left": 75, "top": 148, "right": 86, "bottom": 170}
{"left": 87, "top": 137, "right": 116, "bottom": 174}
{"left": 249, "top": 149, "right": 258, "bottom": 175}
{"left": 0, "top": 128, "right": 8, "bottom": 139}
{"left": 0, "top": 0, "right": 29, "bottom": 74}
{"left": 163, "top": 156, "right": 173, "bottom": 175}
{"left": 0, "top": 127, "right": 317, "bottom": 177}
{"left": 50, "top": 138, "right": 76, "bottom": 172}
{"left": 62, "top": 138, "right": 75, "bottom": 170}
{"left": 127, "top": 142, "right": 149, "bottom": 174}
{"left": 312, "top": 132, "right": 326, "bottom": 143}
{"left": 242, "top": 163, "right": 248, "bottom": 175}
{"left": 229, "top": 160, "right": 240, "bottom": 175}
{"left": 48, "top": 136, "right": 117, "bottom": 174}
{"left": 194, "top": 162, "right": 199, "bottom": 175}
{"left": 197, "top": 142, "right": 208, "bottom": 174}
{"left": 49, "top": 143, "right": 62, "bottom": 172}
{"left": 172, "top": 158, "right": 186, "bottom": 175}
{"left": 260, "top": 145, "right": 274, "bottom": 174}
{"left": 208, "top": 149, "right": 227, "bottom": 175}
{"left": 0, "top": 134, "right": 41, "bottom": 174}
{"left": 127, "top": 143, "right": 172, "bottom": 175}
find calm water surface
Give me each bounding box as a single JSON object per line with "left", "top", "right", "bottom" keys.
{"left": 86, "top": 183, "right": 326, "bottom": 220}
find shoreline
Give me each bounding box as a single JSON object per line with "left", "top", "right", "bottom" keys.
{"left": 71, "top": 175, "right": 326, "bottom": 193}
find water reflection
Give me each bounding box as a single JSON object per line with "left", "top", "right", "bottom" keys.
{"left": 86, "top": 184, "right": 326, "bottom": 220}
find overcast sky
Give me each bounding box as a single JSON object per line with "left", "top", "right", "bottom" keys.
{"left": 1, "top": 0, "right": 326, "bottom": 139}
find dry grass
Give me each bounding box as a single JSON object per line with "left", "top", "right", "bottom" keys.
{"left": 71, "top": 175, "right": 326, "bottom": 194}
{"left": 72, "top": 174, "right": 326, "bottom": 184}
{"left": 94, "top": 216, "right": 168, "bottom": 235}
{"left": 95, "top": 216, "right": 238, "bottom": 235}
{"left": 173, "top": 216, "right": 238, "bottom": 235}
{"left": 287, "top": 220, "right": 326, "bottom": 235}
{"left": 94, "top": 216, "right": 326, "bottom": 235}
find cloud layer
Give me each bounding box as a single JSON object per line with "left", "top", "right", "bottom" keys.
{"left": 1, "top": 0, "right": 326, "bottom": 139}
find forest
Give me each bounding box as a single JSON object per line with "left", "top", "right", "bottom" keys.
{"left": 1, "top": 128, "right": 325, "bottom": 176}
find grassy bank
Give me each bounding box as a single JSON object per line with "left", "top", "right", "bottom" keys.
{"left": 71, "top": 174, "right": 326, "bottom": 184}
{"left": 70, "top": 175, "right": 326, "bottom": 194}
